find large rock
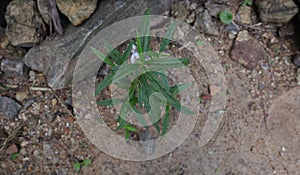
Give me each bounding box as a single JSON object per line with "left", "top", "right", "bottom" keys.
{"left": 5, "top": 0, "right": 47, "bottom": 47}
{"left": 255, "top": 0, "right": 298, "bottom": 23}
{"left": 37, "top": 0, "right": 51, "bottom": 25}
{"left": 0, "top": 30, "right": 26, "bottom": 59}
{"left": 23, "top": 0, "right": 175, "bottom": 89}
{"left": 194, "top": 10, "right": 219, "bottom": 36}
{"left": 230, "top": 30, "right": 268, "bottom": 70}
{"left": 56, "top": 0, "right": 97, "bottom": 26}
{"left": 0, "top": 96, "right": 21, "bottom": 121}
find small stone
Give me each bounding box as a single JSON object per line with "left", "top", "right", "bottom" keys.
{"left": 0, "top": 96, "right": 22, "bottom": 120}
{"left": 0, "top": 35, "right": 26, "bottom": 59}
{"left": 209, "top": 85, "right": 220, "bottom": 96}
{"left": 172, "top": 1, "right": 189, "bottom": 21}
{"left": 230, "top": 30, "right": 268, "bottom": 70}
{"left": 19, "top": 148, "right": 27, "bottom": 155}
{"left": 255, "top": 0, "right": 298, "bottom": 23}
{"left": 237, "top": 6, "right": 252, "bottom": 24}
{"left": 291, "top": 55, "right": 300, "bottom": 67}
{"left": 201, "top": 95, "right": 212, "bottom": 100}
{"left": 5, "top": 0, "right": 47, "bottom": 47}
{"left": 205, "top": 1, "right": 229, "bottom": 18}
{"left": 194, "top": 10, "right": 219, "bottom": 36}
{"left": 6, "top": 144, "right": 18, "bottom": 154}
{"left": 65, "top": 116, "right": 75, "bottom": 123}
{"left": 261, "top": 63, "right": 269, "bottom": 70}
{"left": 33, "top": 150, "right": 40, "bottom": 156}
{"left": 16, "top": 87, "right": 29, "bottom": 103}
{"left": 1, "top": 58, "right": 27, "bottom": 76}
{"left": 51, "top": 98, "right": 58, "bottom": 106}
{"left": 296, "top": 68, "right": 300, "bottom": 85}
{"left": 56, "top": 0, "right": 97, "bottom": 26}
{"left": 21, "top": 141, "right": 29, "bottom": 147}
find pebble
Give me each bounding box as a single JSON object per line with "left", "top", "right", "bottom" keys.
{"left": 6, "top": 144, "right": 18, "bottom": 154}
{"left": 0, "top": 96, "right": 22, "bottom": 120}
{"left": 261, "top": 63, "right": 269, "bottom": 70}
{"left": 20, "top": 148, "right": 27, "bottom": 156}
{"left": 51, "top": 98, "right": 57, "bottom": 106}
{"left": 291, "top": 55, "right": 300, "bottom": 67}
{"left": 33, "top": 150, "right": 40, "bottom": 156}
{"left": 16, "top": 87, "right": 29, "bottom": 102}
{"left": 21, "top": 141, "right": 29, "bottom": 147}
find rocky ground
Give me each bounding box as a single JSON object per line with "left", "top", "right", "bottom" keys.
{"left": 1, "top": 0, "right": 300, "bottom": 174}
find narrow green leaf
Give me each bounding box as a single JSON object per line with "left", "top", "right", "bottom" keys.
{"left": 95, "top": 72, "right": 115, "bottom": 95}
{"left": 115, "top": 102, "right": 129, "bottom": 131}
{"left": 103, "top": 40, "right": 122, "bottom": 65}
{"left": 129, "top": 103, "right": 148, "bottom": 129}
{"left": 113, "top": 63, "right": 140, "bottom": 83}
{"left": 125, "top": 129, "right": 130, "bottom": 141}
{"left": 91, "top": 47, "right": 115, "bottom": 66}
{"left": 170, "top": 82, "right": 193, "bottom": 94}
{"left": 136, "top": 31, "right": 144, "bottom": 62}
{"left": 140, "top": 10, "right": 151, "bottom": 52}
{"left": 159, "top": 22, "right": 176, "bottom": 52}
{"left": 82, "top": 159, "right": 92, "bottom": 166}
{"left": 121, "top": 41, "right": 134, "bottom": 63}
{"left": 96, "top": 98, "right": 124, "bottom": 106}
{"left": 124, "top": 124, "right": 137, "bottom": 132}
{"left": 148, "top": 93, "right": 162, "bottom": 133}
{"left": 147, "top": 73, "right": 194, "bottom": 114}
{"left": 161, "top": 105, "right": 170, "bottom": 136}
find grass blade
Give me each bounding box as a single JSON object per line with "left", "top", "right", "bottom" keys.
{"left": 121, "top": 41, "right": 134, "bottom": 63}
{"left": 136, "top": 31, "right": 144, "bottom": 62}
{"left": 159, "top": 22, "right": 176, "bottom": 52}
{"left": 161, "top": 105, "right": 170, "bottom": 136}
{"left": 96, "top": 98, "right": 124, "bottom": 106}
{"left": 91, "top": 47, "right": 115, "bottom": 66}
{"left": 115, "top": 102, "right": 129, "bottom": 131}
{"left": 103, "top": 40, "right": 122, "bottom": 65}
{"left": 95, "top": 72, "right": 115, "bottom": 95}
{"left": 170, "top": 82, "right": 193, "bottom": 94}
{"left": 124, "top": 124, "right": 137, "bottom": 132}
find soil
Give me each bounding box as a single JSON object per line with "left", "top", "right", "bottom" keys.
{"left": 1, "top": 0, "right": 300, "bottom": 175}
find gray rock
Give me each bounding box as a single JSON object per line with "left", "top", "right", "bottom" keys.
{"left": 37, "top": 0, "right": 51, "bottom": 24}
{"left": 5, "top": 0, "right": 47, "bottom": 47}
{"left": 56, "top": 0, "right": 97, "bottom": 26}
{"left": 23, "top": 0, "right": 175, "bottom": 89}
{"left": 0, "top": 34, "right": 26, "bottom": 60}
{"left": 1, "top": 58, "right": 27, "bottom": 76}
{"left": 255, "top": 0, "right": 298, "bottom": 23}
{"left": 0, "top": 96, "right": 22, "bottom": 120}
{"left": 172, "top": 1, "right": 189, "bottom": 21}
{"left": 292, "top": 55, "right": 300, "bottom": 67}
{"left": 194, "top": 10, "right": 219, "bottom": 36}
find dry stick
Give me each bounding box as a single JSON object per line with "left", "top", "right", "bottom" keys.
{"left": 0, "top": 123, "right": 24, "bottom": 152}
{"left": 2, "top": 83, "right": 74, "bottom": 117}
{"left": 48, "top": 87, "right": 74, "bottom": 118}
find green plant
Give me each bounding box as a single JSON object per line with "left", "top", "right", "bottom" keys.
{"left": 219, "top": 10, "right": 234, "bottom": 24}
{"left": 243, "top": 0, "right": 252, "bottom": 6}
{"left": 74, "top": 158, "right": 92, "bottom": 172}
{"left": 10, "top": 152, "right": 19, "bottom": 161}
{"left": 92, "top": 10, "right": 194, "bottom": 138}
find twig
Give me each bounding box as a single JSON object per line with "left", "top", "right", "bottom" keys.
{"left": 48, "top": 86, "right": 74, "bottom": 118}
{"left": 0, "top": 123, "right": 24, "bottom": 153}
{"left": 2, "top": 84, "right": 51, "bottom": 91}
